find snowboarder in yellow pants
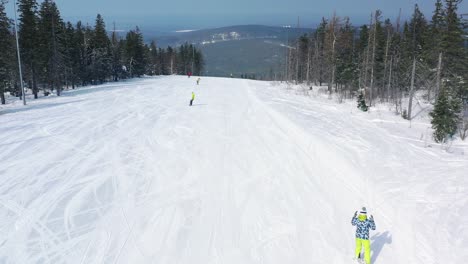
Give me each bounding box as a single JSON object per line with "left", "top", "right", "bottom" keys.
{"left": 351, "top": 207, "right": 376, "bottom": 264}
{"left": 355, "top": 238, "right": 371, "bottom": 264}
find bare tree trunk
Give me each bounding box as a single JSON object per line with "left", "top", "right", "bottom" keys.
{"left": 170, "top": 57, "right": 174, "bottom": 75}
{"left": 369, "top": 11, "right": 378, "bottom": 107}
{"left": 358, "top": 68, "right": 362, "bottom": 90}
{"left": 383, "top": 28, "right": 391, "bottom": 101}
{"left": 392, "top": 9, "right": 402, "bottom": 110}
{"left": 288, "top": 47, "right": 292, "bottom": 82}
{"left": 314, "top": 37, "right": 319, "bottom": 85}
{"left": 328, "top": 13, "right": 338, "bottom": 95}
{"left": 306, "top": 40, "right": 311, "bottom": 85}
{"left": 387, "top": 56, "right": 393, "bottom": 102}
{"left": 0, "top": 85, "right": 5, "bottom": 104}
{"left": 295, "top": 18, "right": 300, "bottom": 84}
{"left": 295, "top": 45, "right": 299, "bottom": 84}
{"left": 285, "top": 28, "right": 289, "bottom": 82}
{"left": 330, "top": 29, "right": 337, "bottom": 94}
{"left": 32, "top": 64, "right": 38, "bottom": 99}
{"left": 407, "top": 5, "right": 419, "bottom": 120}
{"left": 407, "top": 58, "right": 416, "bottom": 120}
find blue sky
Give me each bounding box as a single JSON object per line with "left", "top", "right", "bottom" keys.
{"left": 6, "top": 0, "right": 468, "bottom": 30}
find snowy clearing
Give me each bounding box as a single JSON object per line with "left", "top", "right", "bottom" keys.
{"left": 174, "top": 29, "right": 199, "bottom": 33}
{"left": 0, "top": 76, "right": 467, "bottom": 264}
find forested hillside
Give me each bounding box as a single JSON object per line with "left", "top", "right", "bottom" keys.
{"left": 282, "top": 0, "right": 467, "bottom": 142}
{"left": 0, "top": 0, "right": 204, "bottom": 103}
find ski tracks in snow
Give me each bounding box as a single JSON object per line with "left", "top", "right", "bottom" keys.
{"left": 1, "top": 76, "right": 466, "bottom": 263}
{"left": 252, "top": 82, "right": 468, "bottom": 264}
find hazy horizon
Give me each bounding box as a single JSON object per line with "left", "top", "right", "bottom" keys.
{"left": 5, "top": 0, "right": 467, "bottom": 33}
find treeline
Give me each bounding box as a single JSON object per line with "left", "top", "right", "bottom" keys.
{"left": 283, "top": 0, "right": 467, "bottom": 142}
{"left": 0, "top": 0, "right": 204, "bottom": 104}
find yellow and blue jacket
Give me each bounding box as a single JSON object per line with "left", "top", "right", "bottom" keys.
{"left": 351, "top": 215, "right": 376, "bottom": 240}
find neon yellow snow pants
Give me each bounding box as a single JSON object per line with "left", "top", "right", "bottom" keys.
{"left": 355, "top": 238, "right": 371, "bottom": 264}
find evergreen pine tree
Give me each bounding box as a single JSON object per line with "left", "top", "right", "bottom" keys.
{"left": 372, "top": 12, "right": 387, "bottom": 97}
{"left": 357, "top": 24, "right": 370, "bottom": 90}
{"left": 441, "top": 0, "right": 466, "bottom": 98}
{"left": 462, "top": 14, "right": 468, "bottom": 114}
{"left": 389, "top": 21, "right": 409, "bottom": 98}
{"left": 357, "top": 90, "right": 368, "bottom": 111}
{"left": 83, "top": 24, "right": 95, "bottom": 84}
{"left": 110, "top": 24, "right": 123, "bottom": 81}
{"left": 3, "top": 1, "right": 196, "bottom": 102}
{"left": 357, "top": 25, "right": 369, "bottom": 53}
{"left": 148, "top": 41, "right": 158, "bottom": 76}
{"left": 91, "top": 14, "right": 111, "bottom": 83}
{"left": 430, "top": 88, "right": 462, "bottom": 142}
{"left": 407, "top": 5, "right": 428, "bottom": 58}
{"left": 193, "top": 48, "right": 205, "bottom": 76}
{"left": 426, "top": 0, "right": 446, "bottom": 65}
{"left": 336, "top": 17, "right": 357, "bottom": 92}
{"left": 73, "top": 21, "right": 88, "bottom": 85}
{"left": 18, "top": 0, "right": 39, "bottom": 98}
{"left": 166, "top": 46, "right": 175, "bottom": 75}
{"left": 315, "top": 18, "right": 328, "bottom": 85}
{"left": 124, "top": 27, "right": 146, "bottom": 77}
{"left": 63, "top": 22, "right": 77, "bottom": 89}
{"left": 177, "top": 43, "right": 189, "bottom": 74}
{"left": 157, "top": 47, "right": 167, "bottom": 75}
{"left": 0, "top": 0, "right": 13, "bottom": 104}
{"left": 37, "top": 0, "right": 65, "bottom": 95}
{"left": 297, "top": 35, "right": 309, "bottom": 83}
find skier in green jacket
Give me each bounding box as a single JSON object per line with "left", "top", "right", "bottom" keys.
{"left": 190, "top": 92, "right": 195, "bottom": 106}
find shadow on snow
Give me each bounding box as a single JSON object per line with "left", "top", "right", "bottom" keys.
{"left": 371, "top": 231, "right": 392, "bottom": 263}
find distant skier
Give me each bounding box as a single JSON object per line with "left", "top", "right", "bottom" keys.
{"left": 197, "top": 78, "right": 201, "bottom": 85}
{"left": 188, "top": 72, "right": 192, "bottom": 78}
{"left": 351, "top": 207, "right": 376, "bottom": 264}
{"left": 190, "top": 92, "right": 195, "bottom": 106}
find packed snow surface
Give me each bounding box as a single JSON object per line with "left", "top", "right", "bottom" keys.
{"left": 0, "top": 76, "right": 467, "bottom": 263}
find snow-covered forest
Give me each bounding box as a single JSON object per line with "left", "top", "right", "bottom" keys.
{"left": 281, "top": 0, "right": 467, "bottom": 143}
{"left": 0, "top": 0, "right": 204, "bottom": 102}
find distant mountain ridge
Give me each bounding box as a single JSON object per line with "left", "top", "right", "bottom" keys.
{"left": 147, "top": 25, "right": 314, "bottom": 78}
{"left": 150, "top": 25, "right": 313, "bottom": 47}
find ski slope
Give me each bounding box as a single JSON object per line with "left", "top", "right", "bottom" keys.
{"left": 0, "top": 76, "right": 467, "bottom": 264}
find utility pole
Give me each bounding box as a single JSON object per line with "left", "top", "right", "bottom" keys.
{"left": 13, "top": 0, "right": 26, "bottom": 105}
